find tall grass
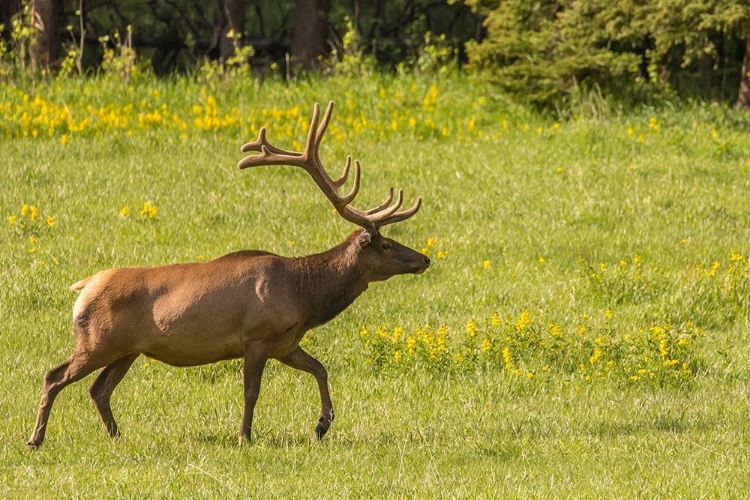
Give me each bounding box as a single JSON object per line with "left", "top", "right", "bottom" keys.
{"left": 1, "top": 73, "right": 749, "bottom": 498}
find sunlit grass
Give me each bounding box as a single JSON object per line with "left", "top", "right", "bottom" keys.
{"left": 1, "top": 73, "right": 749, "bottom": 498}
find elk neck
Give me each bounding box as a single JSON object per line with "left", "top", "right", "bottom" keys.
{"left": 291, "top": 231, "right": 370, "bottom": 329}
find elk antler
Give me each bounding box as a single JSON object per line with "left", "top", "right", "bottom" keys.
{"left": 237, "top": 101, "right": 421, "bottom": 233}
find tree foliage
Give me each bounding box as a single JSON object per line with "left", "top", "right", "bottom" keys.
{"left": 466, "top": 0, "right": 750, "bottom": 108}
{"left": 0, "top": 0, "right": 749, "bottom": 109}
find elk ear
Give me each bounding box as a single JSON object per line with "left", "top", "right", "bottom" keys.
{"left": 356, "top": 230, "right": 372, "bottom": 248}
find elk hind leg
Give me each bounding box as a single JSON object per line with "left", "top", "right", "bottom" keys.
{"left": 28, "top": 353, "right": 104, "bottom": 447}
{"left": 89, "top": 353, "right": 140, "bottom": 438}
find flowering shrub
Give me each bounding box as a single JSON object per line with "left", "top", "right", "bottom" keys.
{"left": 359, "top": 250, "right": 748, "bottom": 387}
{"left": 359, "top": 313, "right": 701, "bottom": 386}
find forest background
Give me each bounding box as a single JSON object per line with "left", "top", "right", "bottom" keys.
{"left": 2, "top": 0, "right": 750, "bottom": 109}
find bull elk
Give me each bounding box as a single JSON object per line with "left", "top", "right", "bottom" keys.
{"left": 28, "top": 101, "right": 429, "bottom": 447}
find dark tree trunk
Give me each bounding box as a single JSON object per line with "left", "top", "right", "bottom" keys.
{"left": 31, "top": 0, "right": 62, "bottom": 68}
{"left": 291, "top": 0, "right": 329, "bottom": 70}
{"left": 211, "top": 0, "right": 245, "bottom": 61}
{"left": 735, "top": 31, "right": 750, "bottom": 110}
{"left": 0, "top": 0, "right": 21, "bottom": 42}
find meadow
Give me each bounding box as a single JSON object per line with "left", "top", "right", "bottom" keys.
{"left": 1, "top": 73, "right": 749, "bottom": 498}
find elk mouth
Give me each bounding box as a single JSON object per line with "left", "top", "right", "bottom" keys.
{"left": 410, "top": 256, "right": 430, "bottom": 274}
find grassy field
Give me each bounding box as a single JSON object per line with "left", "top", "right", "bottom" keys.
{"left": 1, "top": 74, "right": 749, "bottom": 498}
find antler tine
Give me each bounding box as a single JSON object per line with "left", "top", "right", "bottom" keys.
{"left": 332, "top": 156, "right": 352, "bottom": 189}
{"left": 240, "top": 127, "right": 304, "bottom": 157}
{"left": 363, "top": 188, "right": 394, "bottom": 215}
{"left": 239, "top": 127, "right": 265, "bottom": 153}
{"left": 303, "top": 102, "right": 322, "bottom": 162}
{"left": 369, "top": 189, "right": 404, "bottom": 222}
{"left": 374, "top": 197, "right": 422, "bottom": 228}
{"left": 316, "top": 101, "right": 334, "bottom": 142}
{"left": 339, "top": 159, "right": 361, "bottom": 206}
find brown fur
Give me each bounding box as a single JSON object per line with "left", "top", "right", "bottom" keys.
{"left": 28, "top": 230, "right": 429, "bottom": 446}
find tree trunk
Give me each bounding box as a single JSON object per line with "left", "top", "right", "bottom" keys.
{"left": 735, "top": 31, "right": 750, "bottom": 110}
{"left": 0, "top": 0, "right": 21, "bottom": 42}
{"left": 291, "top": 0, "right": 329, "bottom": 71}
{"left": 211, "top": 0, "right": 245, "bottom": 62}
{"left": 31, "top": 0, "right": 62, "bottom": 68}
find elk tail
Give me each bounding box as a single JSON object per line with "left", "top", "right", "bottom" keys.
{"left": 70, "top": 277, "right": 92, "bottom": 291}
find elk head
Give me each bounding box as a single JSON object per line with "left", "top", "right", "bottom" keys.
{"left": 237, "top": 101, "right": 430, "bottom": 278}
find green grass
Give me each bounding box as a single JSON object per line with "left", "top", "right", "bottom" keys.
{"left": 1, "top": 74, "right": 749, "bottom": 498}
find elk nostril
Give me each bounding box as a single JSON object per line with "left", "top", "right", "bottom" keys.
{"left": 423, "top": 256, "right": 431, "bottom": 266}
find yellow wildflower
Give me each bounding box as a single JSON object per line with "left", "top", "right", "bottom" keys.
{"left": 8, "top": 215, "right": 17, "bottom": 225}
{"left": 393, "top": 326, "right": 403, "bottom": 342}
{"left": 376, "top": 326, "right": 389, "bottom": 340}
{"left": 394, "top": 350, "right": 402, "bottom": 362}
{"left": 120, "top": 206, "right": 130, "bottom": 217}
{"left": 648, "top": 117, "right": 660, "bottom": 132}
{"left": 589, "top": 349, "right": 603, "bottom": 365}
{"left": 705, "top": 261, "right": 720, "bottom": 277}
{"left": 21, "top": 204, "right": 29, "bottom": 217}
{"left": 502, "top": 347, "right": 513, "bottom": 369}
{"left": 491, "top": 313, "right": 501, "bottom": 327}
{"left": 515, "top": 309, "right": 529, "bottom": 332}
{"left": 549, "top": 323, "right": 562, "bottom": 336}
{"left": 30, "top": 206, "right": 38, "bottom": 220}
{"left": 604, "top": 308, "right": 613, "bottom": 320}
{"left": 466, "top": 319, "right": 478, "bottom": 337}
{"left": 482, "top": 260, "right": 491, "bottom": 270}
{"left": 481, "top": 338, "right": 492, "bottom": 353}
{"left": 46, "top": 215, "right": 56, "bottom": 227}
{"left": 406, "top": 336, "right": 416, "bottom": 353}
{"left": 138, "top": 201, "right": 158, "bottom": 218}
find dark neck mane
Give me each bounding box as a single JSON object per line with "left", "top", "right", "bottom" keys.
{"left": 293, "top": 232, "right": 368, "bottom": 329}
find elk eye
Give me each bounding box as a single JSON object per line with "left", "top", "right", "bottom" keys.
{"left": 382, "top": 242, "right": 392, "bottom": 251}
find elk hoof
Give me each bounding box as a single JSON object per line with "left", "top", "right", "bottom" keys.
{"left": 315, "top": 416, "right": 330, "bottom": 440}
{"left": 27, "top": 439, "right": 41, "bottom": 448}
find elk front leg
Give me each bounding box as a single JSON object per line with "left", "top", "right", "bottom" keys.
{"left": 240, "top": 349, "right": 268, "bottom": 445}
{"left": 88, "top": 353, "right": 140, "bottom": 438}
{"left": 278, "top": 346, "right": 334, "bottom": 440}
